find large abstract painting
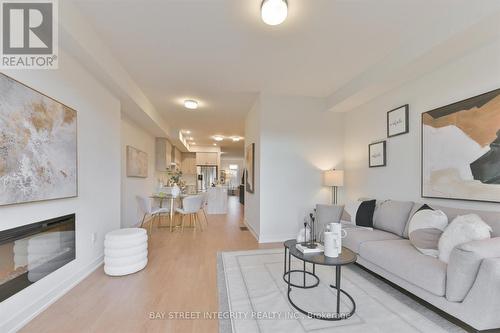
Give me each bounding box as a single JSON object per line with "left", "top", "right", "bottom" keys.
{"left": 0, "top": 74, "right": 77, "bottom": 206}
{"left": 245, "top": 143, "right": 254, "bottom": 193}
{"left": 422, "top": 88, "right": 500, "bottom": 202}
{"left": 126, "top": 146, "right": 148, "bottom": 178}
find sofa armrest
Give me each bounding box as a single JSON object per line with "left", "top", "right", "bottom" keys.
{"left": 460, "top": 258, "right": 500, "bottom": 330}
{"left": 446, "top": 237, "right": 500, "bottom": 302}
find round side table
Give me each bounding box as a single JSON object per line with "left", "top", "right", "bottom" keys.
{"left": 283, "top": 239, "right": 357, "bottom": 321}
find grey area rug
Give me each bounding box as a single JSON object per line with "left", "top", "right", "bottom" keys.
{"left": 217, "top": 249, "right": 466, "bottom": 333}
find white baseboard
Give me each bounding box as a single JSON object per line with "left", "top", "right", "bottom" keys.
{"left": 258, "top": 233, "right": 297, "bottom": 244}
{"left": 4, "top": 255, "right": 104, "bottom": 333}
{"left": 244, "top": 219, "right": 259, "bottom": 241}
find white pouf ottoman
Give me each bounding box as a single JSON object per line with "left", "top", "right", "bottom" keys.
{"left": 104, "top": 228, "right": 148, "bottom": 276}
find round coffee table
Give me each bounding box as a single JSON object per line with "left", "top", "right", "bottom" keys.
{"left": 283, "top": 239, "right": 357, "bottom": 321}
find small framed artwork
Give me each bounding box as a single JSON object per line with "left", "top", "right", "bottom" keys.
{"left": 369, "top": 141, "right": 386, "bottom": 168}
{"left": 387, "top": 104, "right": 409, "bottom": 137}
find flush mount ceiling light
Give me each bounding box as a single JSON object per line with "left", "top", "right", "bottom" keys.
{"left": 232, "top": 137, "right": 241, "bottom": 142}
{"left": 184, "top": 100, "right": 198, "bottom": 110}
{"left": 213, "top": 135, "right": 224, "bottom": 142}
{"left": 261, "top": 0, "right": 288, "bottom": 26}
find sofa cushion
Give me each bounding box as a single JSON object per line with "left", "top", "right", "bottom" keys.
{"left": 446, "top": 237, "right": 500, "bottom": 302}
{"left": 408, "top": 208, "right": 448, "bottom": 257}
{"left": 439, "top": 214, "right": 492, "bottom": 263}
{"left": 344, "top": 200, "right": 376, "bottom": 229}
{"left": 373, "top": 200, "right": 414, "bottom": 237}
{"left": 342, "top": 224, "right": 401, "bottom": 254}
{"left": 404, "top": 202, "right": 500, "bottom": 238}
{"left": 316, "top": 204, "right": 343, "bottom": 235}
{"left": 359, "top": 239, "right": 447, "bottom": 296}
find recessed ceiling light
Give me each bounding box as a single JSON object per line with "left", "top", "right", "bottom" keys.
{"left": 213, "top": 135, "right": 224, "bottom": 141}
{"left": 213, "top": 143, "right": 217, "bottom": 146}
{"left": 184, "top": 100, "right": 198, "bottom": 110}
{"left": 261, "top": 0, "right": 288, "bottom": 26}
{"left": 232, "top": 137, "right": 241, "bottom": 142}
{"left": 184, "top": 130, "right": 191, "bottom": 134}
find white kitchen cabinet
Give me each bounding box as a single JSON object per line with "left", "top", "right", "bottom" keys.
{"left": 174, "top": 147, "right": 182, "bottom": 166}
{"left": 181, "top": 153, "right": 197, "bottom": 174}
{"left": 155, "top": 138, "right": 172, "bottom": 171}
{"left": 196, "top": 152, "right": 218, "bottom": 165}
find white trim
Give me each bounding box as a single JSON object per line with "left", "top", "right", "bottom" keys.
{"left": 4, "top": 255, "right": 104, "bottom": 333}
{"left": 243, "top": 219, "right": 259, "bottom": 241}
{"left": 258, "top": 233, "right": 297, "bottom": 244}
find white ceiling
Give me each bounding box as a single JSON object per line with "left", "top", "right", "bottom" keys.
{"left": 72, "top": 0, "right": 500, "bottom": 153}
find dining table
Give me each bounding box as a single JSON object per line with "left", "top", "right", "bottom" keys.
{"left": 149, "top": 193, "right": 188, "bottom": 232}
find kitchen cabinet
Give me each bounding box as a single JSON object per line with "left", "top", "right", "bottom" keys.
{"left": 174, "top": 147, "right": 182, "bottom": 166}
{"left": 181, "top": 153, "right": 197, "bottom": 175}
{"left": 155, "top": 138, "right": 172, "bottom": 171}
{"left": 196, "top": 152, "right": 218, "bottom": 165}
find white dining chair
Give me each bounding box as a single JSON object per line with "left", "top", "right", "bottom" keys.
{"left": 200, "top": 192, "right": 209, "bottom": 225}
{"left": 176, "top": 195, "right": 205, "bottom": 232}
{"left": 137, "top": 196, "right": 170, "bottom": 234}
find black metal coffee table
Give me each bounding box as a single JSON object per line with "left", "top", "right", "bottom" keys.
{"left": 283, "top": 239, "right": 357, "bottom": 321}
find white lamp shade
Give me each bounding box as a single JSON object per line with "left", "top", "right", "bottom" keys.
{"left": 323, "top": 170, "right": 344, "bottom": 187}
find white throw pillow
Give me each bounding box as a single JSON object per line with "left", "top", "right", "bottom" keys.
{"left": 438, "top": 214, "right": 492, "bottom": 263}
{"left": 408, "top": 209, "right": 448, "bottom": 257}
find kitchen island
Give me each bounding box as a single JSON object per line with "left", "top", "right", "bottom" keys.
{"left": 206, "top": 186, "right": 228, "bottom": 214}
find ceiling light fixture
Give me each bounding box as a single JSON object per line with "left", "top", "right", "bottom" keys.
{"left": 232, "top": 137, "right": 241, "bottom": 142}
{"left": 184, "top": 130, "right": 191, "bottom": 134}
{"left": 213, "top": 135, "right": 224, "bottom": 142}
{"left": 213, "top": 143, "right": 217, "bottom": 146}
{"left": 184, "top": 100, "right": 198, "bottom": 110}
{"left": 261, "top": 0, "right": 288, "bottom": 26}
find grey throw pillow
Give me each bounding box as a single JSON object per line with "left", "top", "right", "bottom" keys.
{"left": 373, "top": 199, "right": 414, "bottom": 236}
{"left": 316, "top": 204, "right": 344, "bottom": 237}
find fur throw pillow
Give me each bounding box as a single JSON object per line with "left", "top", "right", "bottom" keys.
{"left": 438, "top": 214, "right": 492, "bottom": 263}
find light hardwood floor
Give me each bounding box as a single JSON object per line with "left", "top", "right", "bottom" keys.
{"left": 22, "top": 196, "right": 278, "bottom": 333}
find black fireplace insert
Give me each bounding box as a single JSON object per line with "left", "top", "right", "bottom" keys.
{"left": 0, "top": 214, "right": 76, "bottom": 302}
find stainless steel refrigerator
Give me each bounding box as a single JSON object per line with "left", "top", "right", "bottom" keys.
{"left": 197, "top": 166, "right": 217, "bottom": 191}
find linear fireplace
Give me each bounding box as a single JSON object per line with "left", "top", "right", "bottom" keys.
{"left": 0, "top": 214, "right": 75, "bottom": 302}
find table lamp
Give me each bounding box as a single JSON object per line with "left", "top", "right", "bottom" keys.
{"left": 323, "top": 169, "right": 344, "bottom": 204}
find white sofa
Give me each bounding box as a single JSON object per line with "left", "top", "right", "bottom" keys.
{"left": 331, "top": 201, "right": 500, "bottom": 331}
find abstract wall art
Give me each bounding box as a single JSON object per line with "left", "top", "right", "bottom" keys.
{"left": 245, "top": 143, "right": 255, "bottom": 193}
{"left": 422, "top": 88, "right": 500, "bottom": 202}
{"left": 126, "top": 146, "right": 148, "bottom": 178}
{"left": 0, "top": 74, "right": 77, "bottom": 206}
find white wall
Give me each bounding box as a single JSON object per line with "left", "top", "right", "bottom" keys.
{"left": 0, "top": 49, "right": 121, "bottom": 332}
{"left": 121, "top": 116, "right": 157, "bottom": 227}
{"left": 344, "top": 38, "right": 500, "bottom": 212}
{"left": 245, "top": 94, "right": 345, "bottom": 243}
{"left": 244, "top": 98, "right": 261, "bottom": 238}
